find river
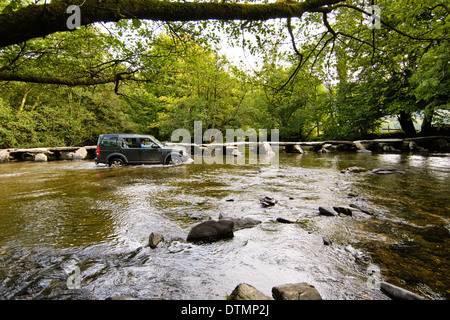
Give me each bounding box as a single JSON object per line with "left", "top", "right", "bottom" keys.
{"left": 0, "top": 152, "right": 448, "bottom": 300}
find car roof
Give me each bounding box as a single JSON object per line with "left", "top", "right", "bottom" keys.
{"left": 100, "top": 134, "right": 156, "bottom": 139}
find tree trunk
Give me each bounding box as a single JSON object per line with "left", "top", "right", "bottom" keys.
{"left": 397, "top": 111, "right": 416, "bottom": 137}
{"left": 16, "top": 85, "right": 30, "bottom": 117}
{"left": 420, "top": 107, "right": 434, "bottom": 136}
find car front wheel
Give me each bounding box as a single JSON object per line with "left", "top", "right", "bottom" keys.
{"left": 166, "top": 153, "right": 182, "bottom": 165}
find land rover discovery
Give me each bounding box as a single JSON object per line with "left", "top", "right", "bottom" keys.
{"left": 95, "top": 134, "right": 188, "bottom": 167}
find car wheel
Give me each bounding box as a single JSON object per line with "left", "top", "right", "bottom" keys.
{"left": 109, "top": 158, "right": 125, "bottom": 167}
{"left": 166, "top": 153, "right": 182, "bottom": 165}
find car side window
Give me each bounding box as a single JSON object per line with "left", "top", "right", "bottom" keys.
{"left": 140, "top": 138, "right": 155, "bottom": 148}
{"left": 100, "top": 136, "right": 118, "bottom": 147}
{"left": 122, "top": 138, "right": 140, "bottom": 148}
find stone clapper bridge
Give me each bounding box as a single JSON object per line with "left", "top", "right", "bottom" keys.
{"left": 0, "top": 136, "right": 448, "bottom": 163}
{"left": 0, "top": 146, "right": 97, "bottom": 162}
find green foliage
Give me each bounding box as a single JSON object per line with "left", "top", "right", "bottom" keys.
{"left": 0, "top": 82, "right": 138, "bottom": 148}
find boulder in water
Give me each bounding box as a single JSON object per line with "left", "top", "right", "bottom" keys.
{"left": 229, "top": 283, "right": 273, "bottom": 300}
{"left": 186, "top": 220, "right": 234, "bottom": 242}
{"left": 218, "top": 214, "right": 261, "bottom": 230}
{"left": 333, "top": 206, "right": 353, "bottom": 216}
{"left": 148, "top": 232, "right": 164, "bottom": 249}
{"left": 272, "top": 283, "right": 322, "bottom": 300}
{"left": 276, "top": 216, "right": 297, "bottom": 224}
{"left": 380, "top": 282, "right": 425, "bottom": 300}
{"left": 318, "top": 206, "right": 337, "bottom": 216}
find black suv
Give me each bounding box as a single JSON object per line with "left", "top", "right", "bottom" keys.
{"left": 95, "top": 134, "right": 188, "bottom": 167}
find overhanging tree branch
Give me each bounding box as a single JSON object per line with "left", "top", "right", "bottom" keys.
{"left": 0, "top": 70, "right": 135, "bottom": 86}
{"left": 0, "top": 0, "right": 343, "bottom": 48}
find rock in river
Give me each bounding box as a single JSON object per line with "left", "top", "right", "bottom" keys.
{"left": 148, "top": 232, "right": 164, "bottom": 249}
{"left": 380, "top": 282, "right": 425, "bottom": 300}
{"left": 318, "top": 206, "right": 338, "bottom": 216}
{"left": 272, "top": 283, "right": 322, "bottom": 300}
{"left": 229, "top": 283, "right": 273, "bottom": 300}
{"left": 371, "top": 168, "right": 405, "bottom": 174}
{"left": 186, "top": 220, "right": 234, "bottom": 242}
{"left": 340, "top": 166, "right": 368, "bottom": 173}
{"left": 276, "top": 216, "right": 297, "bottom": 224}
{"left": 260, "top": 196, "right": 277, "bottom": 207}
{"left": 218, "top": 213, "right": 261, "bottom": 230}
{"left": 333, "top": 206, "right": 353, "bottom": 216}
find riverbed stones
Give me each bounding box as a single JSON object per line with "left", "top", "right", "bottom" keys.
{"left": 260, "top": 196, "right": 277, "bottom": 207}
{"left": 333, "top": 206, "right": 353, "bottom": 216}
{"left": 272, "top": 283, "right": 322, "bottom": 300}
{"left": 276, "top": 216, "right": 297, "bottom": 224}
{"left": 186, "top": 220, "right": 234, "bottom": 242}
{"left": 371, "top": 168, "right": 405, "bottom": 174}
{"left": 380, "top": 282, "right": 425, "bottom": 300}
{"left": 148, "top": 232, "right": 164, "bottom": 249}
{"left": 351, "top": 211, "right": 372, "bottom": 219}
{"left": 229, "top": 283, "right": 273, "bottom": 300}
{"left": 340, "top": 166, "right": 368, "bottom": 173}
{"left": 419, "top": 225, "right": 450, "bottom": 243}
{"left": 218, "top": 214, "right": 261, "bottom": 230}
{"left": 229, "top": 283, "right": 322, "bottom": 300}
{"left": 349, "top": 204, "right": 374, "bottom": 215}
{"left": 318, "top": 206, "right": 337, "bottom": 216}
{"left": 319, "top": 205, "right": 375, "bottom": 219}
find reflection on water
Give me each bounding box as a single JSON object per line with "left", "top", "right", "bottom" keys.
{"left": 0, "top": 152, "right": 448, "bottom": 300}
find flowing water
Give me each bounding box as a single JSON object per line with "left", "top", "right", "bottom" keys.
{"left": 0, "top": 152, "right": 448, "bottom": 300}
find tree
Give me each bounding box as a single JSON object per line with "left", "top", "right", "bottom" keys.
{"left": 410, "top": 41, "right": 450, "bottom": 134}
{"left": 138, "top": 34, "right": 248, "bottom": 139}
{"left": 316, "top": 0, "right": 450, "bottom": 136}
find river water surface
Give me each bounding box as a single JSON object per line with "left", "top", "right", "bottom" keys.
{"left": 0, "top": 152, "right": 448, "bottom": 300}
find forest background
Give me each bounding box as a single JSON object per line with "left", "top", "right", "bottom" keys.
{"left": 0, "top": 0, "right": 448, "bottom": 148}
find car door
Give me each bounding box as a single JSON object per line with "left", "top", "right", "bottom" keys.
{"left": 139, "top": 137, "right": 163, "bottom": 163}
{"left": 120, "top": 137, "right": 141, "bottom": 163}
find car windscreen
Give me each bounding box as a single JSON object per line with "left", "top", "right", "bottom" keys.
{"left": 150, "top": 137, "right": 164, "bottom": 147}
